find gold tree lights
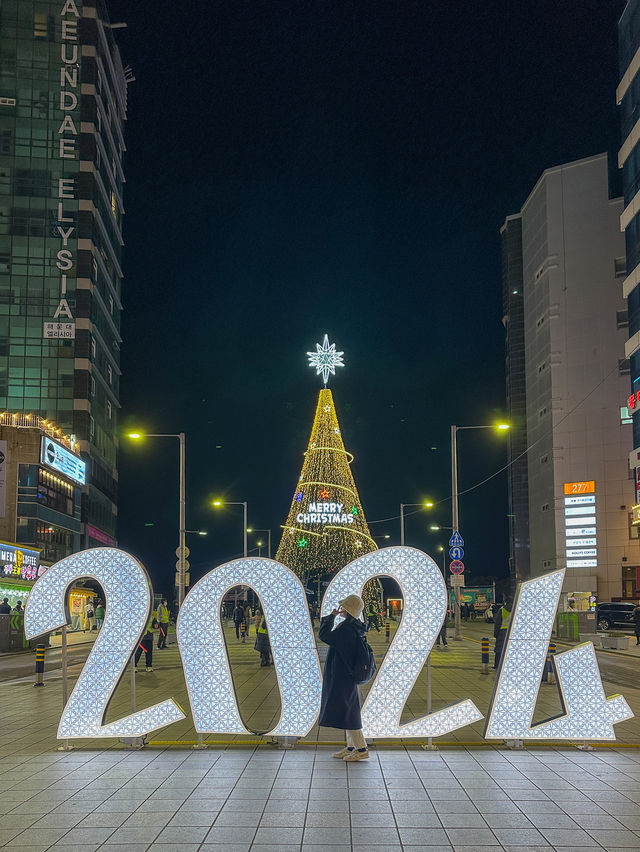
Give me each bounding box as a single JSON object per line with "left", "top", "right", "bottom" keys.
{"left": 276, "top": 336, "right": 379, "bottom": 606}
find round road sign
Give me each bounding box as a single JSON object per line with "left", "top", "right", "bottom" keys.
{"left": 449, "top": 559, "right": 465, "bottom": 574}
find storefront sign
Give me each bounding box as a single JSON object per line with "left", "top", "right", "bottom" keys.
{"left": 564, "top": 485, "right": 597, "bottom": 569}
{"left": 24, "top": 547, "right": 632, "bottom": 742}
{"left": 0, "top": 542, "right": 41, "bottom": 581}
{"left": 41, "top": 436, "right": 86, "bottom": 485}
{"left": 87, "top": 525, "right": 117, "bottom": 547}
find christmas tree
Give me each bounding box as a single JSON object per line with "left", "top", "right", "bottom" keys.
{"left": 276, "top": 337, "right": 379, "bottom": 609}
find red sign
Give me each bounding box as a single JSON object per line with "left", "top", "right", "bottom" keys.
{"left": 449, "top": 560, "right": 464, "bottom": 574}
{"left": 630, "top": 393, "right": 640, "bottom": 411}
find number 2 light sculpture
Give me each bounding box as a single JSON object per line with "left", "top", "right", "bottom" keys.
{"left": 24, "top": 548, "right": 185, "bottom": 739}
{"left": 177, "top": 556, "right": 322, "bottom": 736}
{"left": 322, "top": 546, "right": 484, "bottom": 738}
{"left": 484, "top": 569, "right": 632, "bottom": 740}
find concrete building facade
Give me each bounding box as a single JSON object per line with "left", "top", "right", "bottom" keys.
{"left": 502, "top": 154, "right": 639, "bottom": 601}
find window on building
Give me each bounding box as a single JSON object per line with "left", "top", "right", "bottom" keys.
{"left": 538, "top": 407, "right": 548, "bottom": 418}
{"left": 542, "top": 560, "right": 551, "bottom": 568}
{"left": 540, "top": 454, "right": 549, "bottom": 464}
{"left": 90, "top": 376, "right": 96, "bottom": 397}
{"left": 617, "top": 309, "right": 629, "bottom": 329}
{"left": 108, "top": 295, "right": 114, "bottom": 315}
{"left": 89, "top": 415, "right": 95, "bottom": 438}
{"left": 34, "top": 13, "right": 53, "bottom": 39}
{"left": 90, "top": 336, "right": 96, "bottom": 359}
{"left": 107, "top": 365, "right": 112, "bottom": 385}
{"left": 541, "top": 503, "right": 550, "bottom": 511}
{"left": 106, "top": 400, "right": 112, "bottom": 420}
{"left": 615, "top": 257, "right": 627, "bottom": 278}
{"left": 619, "top": 358, "right": 631, "bottom": 375}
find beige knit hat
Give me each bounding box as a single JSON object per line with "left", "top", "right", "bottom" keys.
{"left": 339, "top": 594, "right": 364, "bottom": 620}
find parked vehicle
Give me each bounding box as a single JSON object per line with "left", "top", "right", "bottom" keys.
{"left": 595, "top": 602, "right": 636, "bottom": 631}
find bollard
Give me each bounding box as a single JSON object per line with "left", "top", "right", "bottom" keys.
{"left": 34, "top": 643, "right": 45, "bottom": 687}
{"left": 385, "top": 621, "right": 390, "bottom": 643}
{"left": 548, "top": 641, "right": 556, "bottom": 685}
{"left": 481, "top": 637, "right": 490, "bottom": 674}
{"left": 241, "top": 621, "right": 246, "bottom": 644}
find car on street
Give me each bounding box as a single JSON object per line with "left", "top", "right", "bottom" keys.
{"left": 595, "top": 601, "right": 636, "bottom": 631}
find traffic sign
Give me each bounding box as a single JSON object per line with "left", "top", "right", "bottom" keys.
{"left": 450, "top": 574, "right": 465, "bottom": 587}
{"left": 449, "top": 559, "right": 464, "bottom": 574}
{"left": 449, "top": 531, "right": 464, "bottom": 547}
{"left": 176, "top": 546, "right": 190, "bottom": 558}
{"left": 449, "top": 546, "right": 464, "bottom": 560}
{"left": 176, "top": 559, "right": 191, "bottom": 571}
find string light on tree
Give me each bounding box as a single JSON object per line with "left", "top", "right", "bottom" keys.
{"left": 276, "top": 337, "right": 380, "bottom": 610}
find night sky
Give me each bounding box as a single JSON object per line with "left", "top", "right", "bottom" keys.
{"left": 109, "top": 0, "right": 624, "bottom": 597}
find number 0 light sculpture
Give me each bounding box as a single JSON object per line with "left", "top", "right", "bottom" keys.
{"left": 24, "top": 548, "right": 185, "bottom": 739}
{"left": 322, "top": 546, "right": 483, "bottom": 738}
{"left": 484, "top": 569, "right": 632, "bottom": 740}
{"left": 178, "top": 557, "right": 322, "bottom": 735}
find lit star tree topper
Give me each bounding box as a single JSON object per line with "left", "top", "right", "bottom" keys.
{"left": 307, "top": 334, "right": 344, "bottom": 386}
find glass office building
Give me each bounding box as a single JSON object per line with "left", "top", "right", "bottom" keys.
{"left": 0, "top": 0, "right": 128, "bottom": 546}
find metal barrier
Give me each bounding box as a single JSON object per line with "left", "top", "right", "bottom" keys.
{"left": 385, "top": 621, "right": 390, "bottom": 643}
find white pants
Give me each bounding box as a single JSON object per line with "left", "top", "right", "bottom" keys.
{"left": 346, "top": 729, "right": 366, "bottom": 750}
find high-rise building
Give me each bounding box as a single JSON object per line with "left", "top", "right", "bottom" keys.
{"left": 619, "top": 2, "right": 640, "bottom": 552}
{"left": 0, "top": 1, "right": 129, "bottom": 548}
{"left": 501, "top": 214, "right": 530, "bottom": 588}
{"left": 501, "top": 154, "right": 639, "bottom": 601}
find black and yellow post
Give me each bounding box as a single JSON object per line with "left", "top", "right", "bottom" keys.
{"left": 241, "top": 621, "right": 246, "bottom": 644}
{"left": 385, "top": 621, "right": 390, "bottom": 643}
{"left": 481, "top": 637, "right": 490, "bottom": 674}
{"left": 34, "top": 644, "right": 45, "bottom": 687}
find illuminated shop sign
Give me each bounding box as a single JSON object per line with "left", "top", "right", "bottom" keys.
{"left": 41, "top": 437, "right": 85, "bottom": 485}
{"left": 296, "top": 502, "right": 355, "bottom": 525}
{"left": 564, "top": 484, "right": 597, "bottom": 570}
{"left": 0, "top": 542, "right": 42, "bottom": 582}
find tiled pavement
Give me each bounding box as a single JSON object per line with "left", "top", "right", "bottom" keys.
{"left": 0, "top": 744, "right": 640, "bottom": 851}
{"left": 1, "top": 621, "right": 640, "bottom": 850}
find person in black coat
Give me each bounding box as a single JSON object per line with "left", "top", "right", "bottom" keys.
{"left": 318, "top": 593, "right": 370, "bottom": 762}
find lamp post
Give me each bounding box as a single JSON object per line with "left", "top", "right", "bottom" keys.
{"left": 450, "top": 423, "right": 509, "bottom": 640}
{"left": 128, "top": 432, "right": 187, "bottom": 608}
{"left": 247, "top": 528, "right": 271, "bottom": 558}
{"left": 400, "top": 501, "right": 434, "bottom": 546}
{"left": 212, "top": 500, "right": 248, "bottom": 602}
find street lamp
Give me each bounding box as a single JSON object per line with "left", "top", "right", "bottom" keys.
{"left": 400, "top": 501, "right": 434, "bottom": 546}
{"left": 186, "top": 530, "right": 208, "bottom": 536}
{"left": 212, "top": 500, "right": 248, "bottom": 558}
{"left": 450, "top": 422, "right": 509, "bottom": 639}
{"left": 247, "top": 528, "right": 272, "bottom": 558}
{"left": 128, "top": 431, "right": 187, "bottom": 608}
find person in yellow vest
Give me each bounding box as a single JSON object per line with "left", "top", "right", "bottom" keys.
{"left": 135, "top": 613, "right": 157, "bottom": 672}
{"left": 254, "top": 615, "right": 271, "bottom": 666}
{"left": 157, "top": 599, "right": 170, "bottom": 649}
{"left": 493, "top": 599, "right": 512, "bottom": 669}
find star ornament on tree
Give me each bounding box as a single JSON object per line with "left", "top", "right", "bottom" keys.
{"left": 307, "top": 334, "right": 345, "bottom": 386}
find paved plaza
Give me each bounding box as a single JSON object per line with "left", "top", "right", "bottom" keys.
{"left": 0, "top": 621, "right": 639, "bottom": 850}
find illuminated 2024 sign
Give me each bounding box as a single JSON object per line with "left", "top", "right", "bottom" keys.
{"left": 24, "top": 546, "right": 632, "bottom": 742}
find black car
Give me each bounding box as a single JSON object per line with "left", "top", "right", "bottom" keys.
{"left": 595, "top": 602, "right": 636, "bottom": 631}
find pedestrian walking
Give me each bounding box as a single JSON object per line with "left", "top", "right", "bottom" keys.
{"left": 435, "top": 615, "right": 448, "bottom": 648}
{"left": 83, "top": 600, "right": 96, "bottom": 631}
{"left": 157, "top": 599, "right": 169, "bottom": 648}
{"left": 633, "top": 601, "right": 640, "bottom": 646}
{"left": 232, "top": 602, "right": 245, "bottom": 641}
{"left": 366, "top": 601, "right": 381, "bottom": 632}
{"left": 12, "top": 600, "right": 23, "bottom": 615}
{"left": 253, "top": 607, "right": 262, "bottom": 635}
{"left": 493, "top": 599, "right": 512, "bottom": 668}
{"left": 0, "top": 598, "right": 11, "bottom": 614}
{"left": 318, "top": 593, "right": 371, "bottom": 762}
{"left": 95, "top": 600, "right": 105, "bottom": 629}
{"left": 254, "top": 615, "right": 272, "bottom": 666}
{"left": 135, "top": 614, "right": 157, "bottom": 672}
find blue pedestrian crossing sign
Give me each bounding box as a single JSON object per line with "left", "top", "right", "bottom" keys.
{"left": 449, "top": 546, "right": 464, "bottom": 560}
{"left": 449, "top": 530, "right": 464, "bottom": 547}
